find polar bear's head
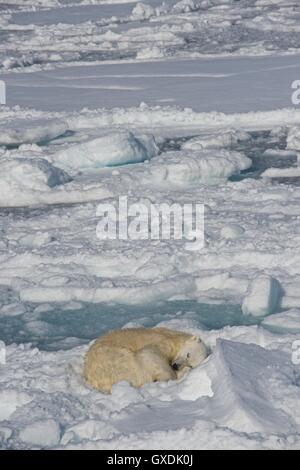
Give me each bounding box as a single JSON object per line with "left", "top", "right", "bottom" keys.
{"left": 171, "top": 336, "right": 208, "bottom": 371}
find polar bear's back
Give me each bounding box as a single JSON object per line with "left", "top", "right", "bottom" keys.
{"left": 84, "top": 342, "right": 176, "bottom": 392}
{"left": 84, "top": 345, "right": 139, "bottom": 393}
{"left": 95, "top": 327, "right": 190, "bottom": 358}
{"left": 84, "top": 327, "right": 194, "bottom": 393}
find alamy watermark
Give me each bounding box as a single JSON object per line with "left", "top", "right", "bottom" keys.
{"left": 96, "top": 196, "right": 205, "bottom": 251}
{"left": 291, "top": 80, "right": 300, "bottom": 105}
{"left": 0, "top": 80, "right": 6, "bottom": 105}
{"left": 0, "top": 340, "right": 6, "bottom": 365}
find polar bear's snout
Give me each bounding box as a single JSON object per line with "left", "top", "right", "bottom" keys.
{"left": 171, "top": 335, "right": 208, "bottom": 371}
{"left": 171, "top": 359, "right": 192, "bottom": 371}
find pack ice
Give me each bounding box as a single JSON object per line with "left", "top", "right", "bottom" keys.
{"left": 0, "top": 0, "right": 300, "bottom": 451}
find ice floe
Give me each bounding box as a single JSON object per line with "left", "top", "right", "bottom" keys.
{"left": 146, "top": 149, "right": 251, "bottom": 185}
{"left": 242, "top": 274, "right": 282, "bottom": 317}
{"left": 0, "top": 157, "right": 71, "bottom": 206}
{"left": 262, "top": 308, "right": 300, "bottom": 333}
{"left": 51, "top": 130, "right": 158, "bottom": 171}
{"left": 182, "top": 130, "right": 250, "bottom": 151}
{"left": 0, "top": 118, "right": 68, "bottom": 146}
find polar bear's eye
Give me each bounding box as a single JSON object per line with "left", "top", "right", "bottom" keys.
{"left": 187, "top": 353, "right": 191, "bottom": 358}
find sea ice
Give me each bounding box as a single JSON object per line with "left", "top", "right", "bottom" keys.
{"left": 0, "top": 390, "right": 31, "bottom": 421}
{"left": 147, "top": 149, "right": 251, "bottom": 185}
{"left": 262, "top": 167, "right": 300, "bottom": 179}
{"left": 0, "top": 325, "right": 299, "bottom": 450}
{"left": 287, "top": 126, "right": 300, "bottom": 152}
{"left": 182, "top": 130, "right": 250, "bottom": 151}
{"left": 19, "top": 419, "right": 61, "bottom": 447}
{"left": 131, "top": 3, "right": 155, "bottom": 21}
{"left": 0, "top": 119, "right": 68, "bottom": 146}
{"left": 242, "top": 274, "right": 282, "bottom": 317}
{"left": 1, "top": 0, "right": 300, "bottom": 451}
{"left": 51, "top": 130, "right": 158, "bottom": 171}
{"left": 0, "top": 157, "right": 71, "bottom": 207}
{"left": 221, "top": 224, "right": 245, "bottom": 240}
{"left": 205, "top": 339, "right": 298, "bottom": 434}
{"left": 262, "top": 308, "right": 300, "bottom": 333}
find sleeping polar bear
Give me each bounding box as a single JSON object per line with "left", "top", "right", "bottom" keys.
{"left": 84, "top": 327, "right": 208, "bottom": 393}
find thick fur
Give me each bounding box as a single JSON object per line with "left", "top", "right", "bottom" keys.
{"left": 84, "top": 327, "right": 208, "bottom": 393}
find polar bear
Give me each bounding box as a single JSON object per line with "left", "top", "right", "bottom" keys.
{"left": 84, "top": 327, "right": 208, "bottom": 393}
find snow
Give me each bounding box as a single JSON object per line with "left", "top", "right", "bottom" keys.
{"left": 19, "top": 419, "right": 61, "bottom": 447}
{"left": 0, "top": 390, "right": 31, "bottom": 421}
{"left": 242, "top": 274, "right": 282, "bottom": 317}
{"left": 0, "top": 155, "right": 114, "bottom": 207}
{"left": 51, "top": 130, "right": 158, "bottom": 170}
{"left": 182, "top": 130, "right": 250, "bottom": 150}
{"left": 0, "top": 157, "right": 71, "bottom": 190}
{"left": 136, "top": 46, "right": 165, "bottom": 60}
{"left": 131, "top": 3, "right": 155, "bottom": 21}
{"left": 0, "top": 158, "right": 72, "bottom": 207}
{"left": 3, "top": 54, "right": 300, "bottom": 112}
{"left": 262, "top": 167, "right": 300, "bottom": 179}
{"left": 0, "top": 118, "right": 68, "bottom": 146}
{"left": 19, "top": 276, "right": 195, "bottom": 304}
{"left": 287, "top": 126, "right": 300, "bottom": 160}
{"left": 221, "top": 224, "right": 245, "bottom": 240}
{"left": 262, "top": 309, "right": 300, "bottom": 333}
{"left": 204, "top": 338, "right": 297, "bottom": 435}
{"left": 0, "top": 0, "right": 300, "bottom": 451}
{"left": 147, "top": 149, "right": 251, "bottom": 185}
{"left": 0, "top": 326, "right": 299, "bottom": 449}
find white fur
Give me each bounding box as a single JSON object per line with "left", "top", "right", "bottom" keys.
{"left": 84, "top": 327, "right": 208, "bottom": 393}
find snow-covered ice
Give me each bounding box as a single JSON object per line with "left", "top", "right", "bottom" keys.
{"left": 262, "top": 309, "right": 300, "bottom": 334}
{"left": 0, "top": 0, "right": 300, "bottom": 451}
{"left": 0, "top": 118, "right": 68, "bottom": 146}
{"left": 145, "top": 148, "right": 251, "bottom": 185}
{"left": 0, "top": 157, "right": 72, "bottom": 207}
{"left": 220, "top": 224, "right": 245, "bottom": 240}
{"left": 51, "top": 130, "right": 158, "bottom": 170}
{"left": 0, "top": 326, "right": 299, "bottom": 449}
{"left": 242, "top": 274, "right": 282, "bottom": 317}
{"left": 182, "top": 130, "right": 251, "bottom": 151}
